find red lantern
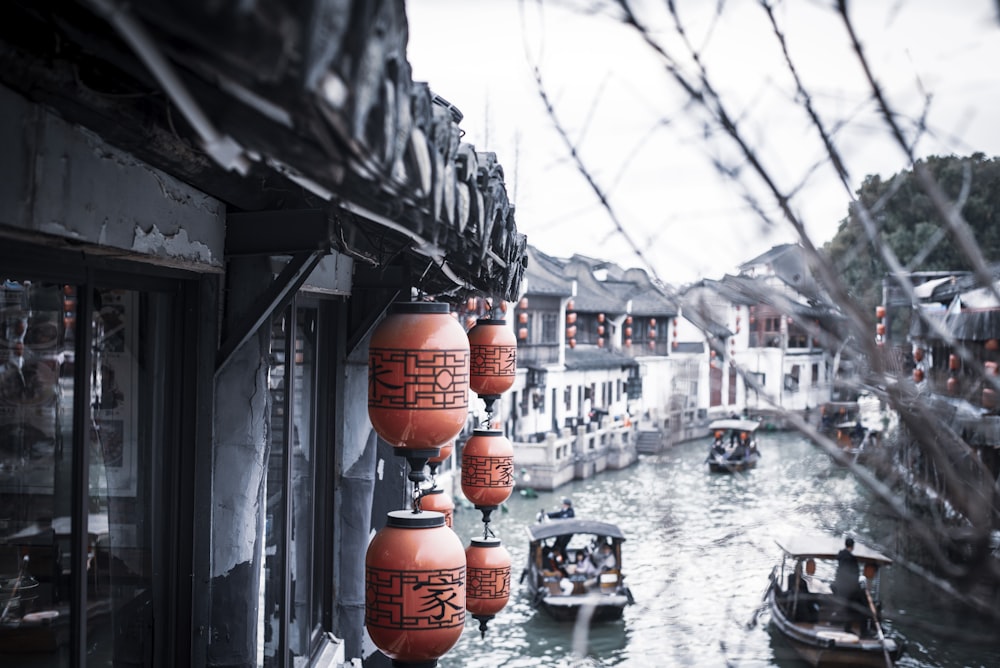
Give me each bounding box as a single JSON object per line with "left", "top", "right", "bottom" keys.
{"left": 428, "top": 440, "right": 454, "bottom": 477}
{"left": 518, "top": 327, "right": 528, "bottom": 340}
{"left": 368, "top": 302, "right": 470, "bottom": 449}
{"left": 465, "top": 537, "right": 511, "bottom": 638}
{"left": 913, "top": 368, "right": 925, "bottom": 383}
{"left": 913, "top": 347, "right": 924, "bottom": 362}
{"left": 566, "top": 299, "right": 574, "bottom": 311}
{"left": 461, "top": 429, "right": 514, "bottom": 519}
{"left": 468, "top": 319, "right": 517, "bottom": 398}
{"left": 947, "top": 377, "right": 959, "bottom": 395}
{"left": 518, "top": 297, "right": 529, "bottom": 310}
{"left": 598, "top": 313, "right": 605, "bottom": 323}
{"left": 568, "top": 338, "right": 576, "bottom": 349}
{"left": 420, "top": 488, "right": 456, "bottom": 528}
{"left": 597, "top": 325, "right": 605, "bottom": 336}
{"left": 366, "top": 511, "right": 466, "bottom": 665}
{"left": 876, "top": 323, "right": 886, "bottom": 336}
{"left": 566, "top": 312, "right": 578, "bottom": 324}
{"left": 518, "top": 312, "right": 528, "bottom": 324}
{"left": 625, "top": 327, "right": 632, "bottom": 338}
{"left": 626, "top": 316, "right": 633, "bottom": 325}
{"left": 876, "top": 305, "right": 886, "bottom": 319}
{"left": 649, "top": 318, "right": 657, "bottom": 327}
{"left": 649, "top": 340, "right": 656, "bottom": 350}
{"left": 987, "top": 339, "right": 1000, "bottom": 352}
{"left": 566, "top": 325, "right": 577, "bottom": 339}
{"left": 625, "top": 338, "right": 632, "bottom": 348}
{"left": 949, "top": 354, "right": 959, "bottom": 371}
{"left": 649, "top": 327, "right": 657, "bottom": 339}
{"left": 597, "top": 337, "right": 605, "bottom": 348}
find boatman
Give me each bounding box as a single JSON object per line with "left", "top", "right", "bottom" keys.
{"left": 833, "top": 536, "right": 865, "bottom": 634}
{"left": 546, "top": 497, "right": 575, "bottom": 519}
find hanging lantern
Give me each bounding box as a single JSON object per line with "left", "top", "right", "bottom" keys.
{"left": 987, "top": 361, "right": 1000, "bottom": 376}
{"left": 518, "top": 327, "right": 528, "bottom": 340}
{"left": 624, "top": 327, "right": 632, "bottom": 338}
{"left": 566, "top": 312, "right": 578, "bottom": 324}
{"left": 369, "top": 302, "right": 470, "bottom": 451}
{"left": 466, "top": 297, "right": 477, "bottom": 312}
{"left": 566, "top": 325, "right": 577, "bottom": 339}
{"left": 597, "top": 337, "right": 605, "bottom": 348}
{"left": 650, "top": 318, "right": 657, "bottom": 327}
{"left": 597, "top": 325, "right": 605, "bottom": 336}
{"left": 468, "top": 318, "right": 517, "bottom": 413}
{"left": 518, "top": 297, "right": 529, "bottom": 310}
{"left": 876, "top": 305, "right": 886, "bottom": 319}
{"left": 913, "top": 368, "right": 925, "bottom": 383}
{"left": 876, "top": 323, "right": 886, "bottom": 336}
{"left": 420, "top": 488, "right": 456, "bottom": 528}
{"left": 625, "top": 338, "right": 632, "bottom": 348}
{"left": 913, "top": 347, "right": 924, "bottom": 362}
{"left": 566, "top": 299, "right": 574, "bottom": 311}
{"left": 672, "top": 341, "right": 678, "bottom": 349}
{"left": 947, "top": 376, "right": 959, "bottom": 395}
{"left": 625, "top": 315, "right": 633, "bottom": 325}
{"left": 366, "top": 511, "right": 466, "bottom": 666}
{"left": 649, "top": 327, "right": 657, "bottom": 339}
{"left": 568, "top": 338, "right": 576, "bottom": 349}
{"left": 986, "top": 339, "right": 1000, "bottom": 352}
{"left": 949, "top": 354, "right": 960, "bottom": 371}
{"left": 465, "top": 537, "right": 511, "bottom": 638}
{"left": 461, "top": 429, "right": 514, "bottom": 523}
{"left": 597, "top": 313, "right": 605, "bottom": 323}
{"left": 518, "top": 312, "right": 528, "bottom": 324}
{"left": 648, "top": 340, "right": 656, "bottom": 350}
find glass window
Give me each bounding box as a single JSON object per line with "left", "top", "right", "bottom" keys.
{"left": 1, "top": 277, "right": 180, "bottom": 667}
{"left": 260, "top": 302, "right": 320, "bottom": 666}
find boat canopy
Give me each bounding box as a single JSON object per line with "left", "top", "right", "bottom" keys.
{"left": 708, "top": 418, "right": 759, "bottom": 433}
{"left": 775, "top": 535, "right": 893, "bottom": 565}
{"left": 526, "top": 519, "right": 627, "bottom": 543}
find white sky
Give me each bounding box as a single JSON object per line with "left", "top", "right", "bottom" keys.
{"left": 406, "top": 0, "right": 1000, "bottom": 285}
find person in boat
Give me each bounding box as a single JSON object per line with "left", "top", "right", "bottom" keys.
{"left": 833, "top": 536, "right": 865, "bottom": 634}
{"left": 546, "top": 497, "right": 575, "bottom": 519}
{"left": 583, "top": 541, "right": 617, "bottom": 589}
{"left": 785, "top": 560, "right": 819, "bottom": 622}
{"left": 728, "top": 431, "right": 750, "bottom": 460}
{"left": 710, "top": 431, "right": 727, "bottom": 457}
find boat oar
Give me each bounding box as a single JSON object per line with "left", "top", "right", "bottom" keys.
{"left": 863, "top": 585, "right": 893, "bottom": 668}
{"left": 746, "top": 566, "right": 776, "bottom": 629}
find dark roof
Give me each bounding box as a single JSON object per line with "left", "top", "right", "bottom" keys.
{"left": 526, "top": 518, "right": 627, "bottom": 542}
{"left": 523, "top": 246, "right": 573, "bottom": 296}
{"left": 774, "top": 535, "right": 893, "bottom": 565}
{"left": 565, "top": 347, "right": 639, "bottom": 370}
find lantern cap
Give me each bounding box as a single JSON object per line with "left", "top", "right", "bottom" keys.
{"left": 390, "top": 301, "right": 450, "bottom": 314}
{"left": 471, "top": 428, "right": 504, "bottom": 436}
{"left": 473, "top": 318, "right": 508, "bottom": 326}
{"left": 469, "top": 536, "right": 503, "bottom": 548}
{"left": 385, "top": 509, "right": 446, "bottom": 528}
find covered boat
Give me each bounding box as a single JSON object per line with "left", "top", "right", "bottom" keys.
{"left": 766, "top": 534, "right": 905, "bottom": 667}
{"left": 705, "top": 418, "right": 761, "bottom": 473}
{"left": 522, "top": 518, "right": 634, "bottom": 622}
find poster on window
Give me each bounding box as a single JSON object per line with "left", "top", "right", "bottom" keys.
{"left": 90, "top": 290, "right": 139, "bottom": 497}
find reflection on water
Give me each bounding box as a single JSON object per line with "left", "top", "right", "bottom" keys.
{"left": 437, "top": 430, "right": 1000, "bottom": 667}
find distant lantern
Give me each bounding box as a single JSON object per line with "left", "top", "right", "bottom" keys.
{"left": 876, "top": 323, "right": 886, "bottom": 336}
{"left": 566, "top": 299, "right": 574, "bottom": 311}
{"left": 465, "top": 537, "right": 511, "bottom": 638}
{"left": 420, "top": 488, "right": 456, "bottom": 528}
{"left": 649, "top": 340, "right": 656, "bottom": 350}
{"left": 566, "top": 325, "right": 577, "bottom": 339}
{"left": 597, "top": 325, "right": 605, "bottom": 336}
{"left": 947, "top": 377, "right": 959, "bottom": 395}
{"left": 461, "top": 429, "right": 515, "bottom": 522}
{"left": 876, "top": 305, "right": 886, "bottom": 319}
{"left": 913, "top": 368, "right": 925, "bottom": 383}
{"left": 518, "top": 327, "right": 528, "bottom": 340}
{"left": 649, "top": 327, "right": 657, "bottom": 339}
{"left": 428, "top": 440, "right": 454, "bottom": 477}
{"left": 467, "top": 297, "right": 477, "bottom": 312}
{"left": 986, "top": 339, "right": 1000, "bottom": 352}
{"left": 468, "top": 318, "right": 517, "bottom": 410}
{"left": 913, "top": 347, "right": 924, "bottom": 362}
{"left": 569, "top": 338, "right": 577, "bottom": 349}
{"left": 518, "top": 297, "right": 529, "bottom": 310}
{"left": 626, "top": 316, "right": 633, "bottom": 325}
{"left": 566, "top": 312, "right": 577, "bottom": 324}
{"left": 950, "top": 354, "right": 960, "bottom": 371}
{"left": 518, "top": 312, "right": 528, "bottom": 324}
{"left": 368, "top": 302, "right": 470, "bottom": 451}
{"left": 672, "top": 341, "right": 678, "bottom": 349}
{"left": 625, "top": 327, "right": 633, "bottom": 338}
{"left": 625, "top": 338, "right": 632, "bottom": 348}
{"left": 650, "top": 318, "right": 657, "bottom": 327}
{"left": 597, "top": 337, "right": 605, "bottom": 348}
{"left": 597, "top": 313, "right": 606, "bottom": 323}
{"left": 366, "top": 511, "right": 466, "bottom": 666}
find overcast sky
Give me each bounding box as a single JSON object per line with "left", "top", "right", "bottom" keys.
{"left": 406, "top": 0, "right": 1000, "bottom": 285}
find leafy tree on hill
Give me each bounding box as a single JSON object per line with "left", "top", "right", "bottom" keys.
{"left": 824, "top": 153, "right": 1000, "bottom": 314}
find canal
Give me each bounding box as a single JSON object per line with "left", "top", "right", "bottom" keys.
{"left": 438, "top": 430, "right": 1000, "bottom": 667}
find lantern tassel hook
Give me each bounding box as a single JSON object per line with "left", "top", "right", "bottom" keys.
{"left": 472, "top": 613, "right": 494, "bottom": 639}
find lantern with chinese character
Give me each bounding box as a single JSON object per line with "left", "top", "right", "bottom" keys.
{"left": 465, "top": 537, "right": 511, "bottom": 638}
{"left": 369, "top": 302, "right": 470, "bottom": 450}
{"left": 461, "top": 429, "right": 514, "bottom": 523}
{"left": 366, "top": 510, "right": 466, "bottom": 666}
{"left": 468, "top": 318, "right": 516, "bottom": 414}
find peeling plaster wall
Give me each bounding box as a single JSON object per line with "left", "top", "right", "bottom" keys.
{"left": 0, "top": 85, "right": 224, "bottom": 267}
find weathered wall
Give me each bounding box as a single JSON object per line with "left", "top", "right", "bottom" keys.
{"left": 0, "top": 84, "right": 225, "bottom": 268}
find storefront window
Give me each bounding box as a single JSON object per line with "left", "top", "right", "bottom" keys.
{"left": 1, "top": 277, "right": 179, "bottom": 666}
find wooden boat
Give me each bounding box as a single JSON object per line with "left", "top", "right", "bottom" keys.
{"left": 705, "top": 418, "right": 761, "bottom": 473}
{"left": 765, "top": 535, "right": 905, "bottom": 667}
{"left": 522, "top": 518, "right": 634, "bottom": 622}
